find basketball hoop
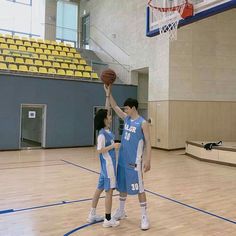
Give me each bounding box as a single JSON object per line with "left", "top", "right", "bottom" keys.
{"left": 148, "top": 0, "right": 193, "bottom": 41}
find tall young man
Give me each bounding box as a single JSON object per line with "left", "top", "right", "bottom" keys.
{"left": 104, "top": 85, "right": 151, "bottom": 230}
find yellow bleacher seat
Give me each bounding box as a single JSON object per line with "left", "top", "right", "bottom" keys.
{"left": 2, "top": 49, "right": 10, "bottom": 55}
{"left": 6, "top": 56, "right": 14, "bottom": 63}
{"left": 15, "top": 40, "right": 23, "bottom": 46}
{"left": 0, "top": 62, "right": 7, "bottom": 70}
{"left": 59, "top": 51, "right": 66, "bottom": 56}
{"left": 44, "top": 49, "right": 51, "bottom": 55}
{"left": 48, "top": 56, "right": 54, "bottom": 61}
{"left": 66, "top": 43, "right": 72, "bottom": 47}
{"left": 44, "top": 40, "right": 51, "bottom": 44}
{"left": 80, "top": 59, "right": 86, "bottom": 65}
{"left": 61, "top": 63, "right": 69, "bottom": 69}
{"left": 85, "top": 65, "right": 92, "bottom": 72}
{"left": 15, "top": 58, "right": 24, "bottom": 64}
{"left": 57, "top": 69, "right": 65, "bottom": 75}
{"left": 55, "top": 46, "right": 62, "bottom": 51}
{"left": 12, "top": 52, "right": 21, "bottom": 57}
{"left": 0, "top": 43, "right": 8, "bottom": 49}
{"left": 50, "top": 40, "right": 58, "bottom": 45}
{"left": 7, "top": 39, "right": 14, "bottom": 44}
{"left": 37, "top": 39, "right": 44, "bottom": 43}
{"left": 74, "top": 53, "right": 81, "bottom": 59}
{"left": 18, "top": 46, "right": 26, "bottom": 51}
{"left": 9, "top": 64, "right": 18, "bottom": 71}
{"left": 13, "top": 35, "right": 20, "bottom": 40}
{"left": 91, "top": 72, "right": 99, "bottom": 79}
{"left": 40, "top": 44, "right": 47, "bottom": 49}
{"left": 29, "top": 66, "right": 38, "bottom": 72}
{"left": 52, "top": 50, "right": 59, "bottom": 56}
{"left": 56, "top": 57, "right": 64, "bottom": 62}
{"left": 72, "top": 58, "right": 79, "bottom": 64}
{"left": 32, "top": 53, "right": 38, "bottom": 59}
{"left": 24, "top": 41, "right": 31, "bottom": 47}
{"left": 75, "top": 71, "right": 82, "bottom": 77}
{"left": 44, "top": 61, "right": 51, "bottom": 67}
{"left": 36, "top": 48, "right": 43, "bottom": 54}
{"left": 39, "top": 54, "right": 47, "bottom": 60}
{"left": 67, "top": 52, "right": 73, "bottom": 58}
{"left": 69, "top": 64, "right": 76, "bottom": 70}
{"left": 25, "top": 59, "right": 34, "bottom": 65}
{"left": 53, "top": 62, "right": 60, "bottom": 68}
{"left": 5, "top": 34, "right": 13, "bottom": 39}
{"left": 63, "top": 47, "right": 69, "bottom": 52}
{"left": 9, "top": 45, "right": 18, "bottom": 50}
{"left": 77, "top": 65, "right": 84, "bottom": 71}
{"left": 19, "top": 65, "right": 28, "bottom": 72}
{"left": 29, "top": 38, "right": 36, "bottom": 42}
{"left": 0, "top": 38, "right": 5, "bottom": 43}
{"left": 32, "top": 42, "right": 40, "bottom": 48}
{"left": 0, "top": 33, "right": 3, "bottom": 37}
{"left": 39, "top": 67, "right": 47, "bottom": 74}
{"left": 27, "top": 47, "right": 35, "bottom": 53}
{"left": 22, "top": 37, "right": 29, "bottom": 41}
{"left": 48, "top": 45, "right": 54, "bottom": 50}
{"left": 70, "top": 48, "right": 76, "bottom": 53}
{"left": 59, "top": 42, "right": 65, "bottom": 46}
{"left": 0, "top": 55, "right": 4, "bottom": 61}
{"left": 48, "top": 68, "right": 56, "bottom": 74}
{"left": 66, "top": 70, "right": 74, "bottom": 76}
{"left": 83, "top": 72, "right": 90, "bottom": 78}
{"left": 35, "top": 60, "right": 43, "bottom": 66}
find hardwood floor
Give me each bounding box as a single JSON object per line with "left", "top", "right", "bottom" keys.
{"left": 0, "top": 147, "right": 235, "bottom": 235}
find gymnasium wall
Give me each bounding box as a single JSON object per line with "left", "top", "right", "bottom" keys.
{"left": 0, "top": 74, "right": 136, "bottom": 150}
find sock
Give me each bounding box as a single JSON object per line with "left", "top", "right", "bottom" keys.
{"left": 140, "top": 202, "right": 147, "bottom": 216}
{"left": 105, "top": 213, "right": 111, "bottom": 221}
{"left": 90, "top": 207, "right": 96, "bottom": 215}
{"left": 119, "top": 196, "right": 126, "bottom": 212}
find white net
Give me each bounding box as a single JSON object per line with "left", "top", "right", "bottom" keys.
{"left": 148, "top": 0, "right": 186, "bottom": 41}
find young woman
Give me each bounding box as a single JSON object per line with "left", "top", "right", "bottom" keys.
{"left": 87, "top": 108, "right": 120, "bottom": 227}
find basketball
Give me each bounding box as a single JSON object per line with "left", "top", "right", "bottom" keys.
{"left": 100, "top": 69, "right": 116, "bottom": 86}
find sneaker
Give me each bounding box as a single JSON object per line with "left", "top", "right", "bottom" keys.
{"left": 87, "top": 214, "right": 104, "bottom": 223}
{"left": 103, "top": 218, "right": 120, "bottom": 228}
{"left": 112, "top": 208, "right": 126, "bottom": 220}
{"left": 141, "top": 215, "right": 150, "bottom": 230}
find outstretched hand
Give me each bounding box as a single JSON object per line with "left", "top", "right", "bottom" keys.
{"left": 104, "top": 84, "right": 111, "bottom": 97}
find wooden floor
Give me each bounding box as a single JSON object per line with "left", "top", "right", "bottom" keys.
{"left": 0, "top": 147, "right": 235, "bottom": 236}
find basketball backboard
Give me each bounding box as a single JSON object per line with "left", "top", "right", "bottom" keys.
{"left": 146, "top": 0, "right": 236, "bottom": 37}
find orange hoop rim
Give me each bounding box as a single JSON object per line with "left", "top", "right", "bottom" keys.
{"left": 148, "top": 0, "right": 187, "bottom": 12}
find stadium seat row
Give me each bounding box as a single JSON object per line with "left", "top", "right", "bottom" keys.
{"left": 0, "top": 62, "right": 99, "bottom": 79}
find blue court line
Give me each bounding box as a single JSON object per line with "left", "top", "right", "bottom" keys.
{"left": 64, "top": 220, "right": 103, "bottom": 236}
{"left": 61, "top": 159, "right": 100, "bottom": 174}
{"left": 0, "top": 196, "right": 106, "bottom": 215}
{"left": 0, "top": 163, "right": 67, "bottom": 170}
{"left": 145, "top": 189, "right": 236, "bottom": 225}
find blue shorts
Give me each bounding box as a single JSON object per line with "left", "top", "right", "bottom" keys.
{"left": 97, "top": 174, "right": 114, "bottom": 191}
{"left": 116, "top": 163, "right": 144, "bottom": 195}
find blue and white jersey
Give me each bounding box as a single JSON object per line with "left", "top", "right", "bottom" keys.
{"left": 119, "top": 116, "right": 145, "bottom": 167}
{"left": 97, "top": 128, "right": 116, "bottom": 190}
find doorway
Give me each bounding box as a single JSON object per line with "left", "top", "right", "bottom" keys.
{"left": 20, "top": 104, "right": 47, "bottom": 149}
{"left": 81, "top": 14, "right": 90, "bottom": 49}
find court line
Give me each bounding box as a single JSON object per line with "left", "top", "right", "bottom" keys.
{"left": 0, "top": 160, "right": 60, "bottom": 165}
{"left": 0, "top": 163, "right": 67, "bottom": 170}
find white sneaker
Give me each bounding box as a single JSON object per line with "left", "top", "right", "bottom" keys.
{"left": 103, "top": 218, "right": 120, "bottom": 228}
{"left": 141, "top": 215, "right": 150, "bottom": 230}
{"left": 87, "top": 214, "right": 104, "bottom": 223}
{"left": 112, "top": 208, "right": 126, "bottom": 220}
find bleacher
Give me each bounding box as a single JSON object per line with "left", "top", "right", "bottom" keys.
{"left": 0, "top": 33, "right": 99, "bottom": 80}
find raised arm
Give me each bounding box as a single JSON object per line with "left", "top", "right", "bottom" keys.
{"left": 142, "top": 121, "right": 151, "bottom": 172}
{"left": 104, "top": 85, "right": 126, "bottom": 119}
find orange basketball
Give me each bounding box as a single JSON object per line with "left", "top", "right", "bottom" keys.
{"left": 100, "top": 69, "right": 116, "bottom": 86}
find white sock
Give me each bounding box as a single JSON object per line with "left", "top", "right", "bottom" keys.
{"left": 90, "top": 207, "right": 96, "bottom": 215}
{"left": 119, "top": 197, "right": 126, "bottom": 212}
{"left": 140, "top": 202, "right": 147, "bottom": 216}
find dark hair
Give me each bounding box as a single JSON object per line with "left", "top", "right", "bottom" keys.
{"left": 94, "top": 109, "right": 108, "bottom": 131}
{"left": 123, "top": 98, "right": 138, "bottom": 109}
